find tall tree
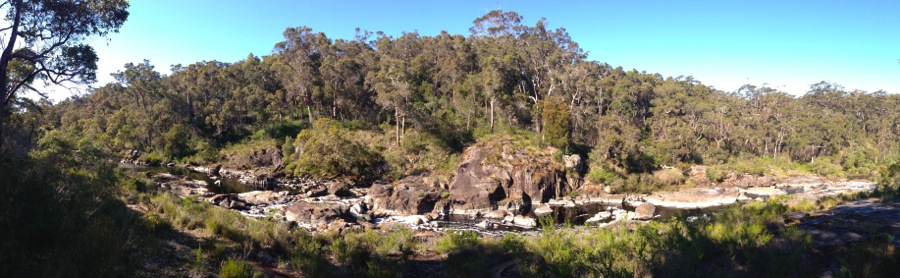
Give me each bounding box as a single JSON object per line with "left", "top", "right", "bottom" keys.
{"left": 0, "top": 0, "right": 129, "bottom": 148}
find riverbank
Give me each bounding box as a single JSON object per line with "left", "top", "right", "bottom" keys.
{"left": 130, "top": 162, "right": 878, "bottom": 236}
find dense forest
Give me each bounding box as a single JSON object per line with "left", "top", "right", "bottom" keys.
{"left": 8, "top": 10, "right": 898, "bottom": 183}
{"left": 2, "top": 6, "right": 900, "bottom": 277}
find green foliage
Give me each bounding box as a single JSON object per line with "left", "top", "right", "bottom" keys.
{"left": 219, "top": 258, "right": 257, "bottom": 278}
{"left": 0, "top": 134, "right": 147, "bottom": 277}
{"left": 163, "top": 123, "right": 192, "bottom": 158}
{"left": 586, "top": 166, "right": 619, "bottom": 184}
{"left": 281, "top": 136, "right": 295, "bottom": 160}
{"left": 838, "top": 234, "right": 899, "bottom": 277}
{"left": 878, "top": 162, "right": 900, "bottom": 200}
{"left": 540, "top": 97, "right": 571, "bottom": 150}
{"left": 290, "top": 233, "right": 330, "bottom": 276}
{"left": 435, "top": 230, "right": 480, "bottom": 254}
{"left": 292, "top": 118, "right": 385, "bottom": 181}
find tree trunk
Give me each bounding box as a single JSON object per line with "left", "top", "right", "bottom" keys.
{"left": 307, "top": 105, "right": 314, "bottom": 125}
{"left": 395, "top": 109, "right": 401, "bottom": 147}
{"left": 489, "top": 98, "right": 495, "bottom": 133}
{"left": 0, "top": 2, "right": 21, "bottom": 151}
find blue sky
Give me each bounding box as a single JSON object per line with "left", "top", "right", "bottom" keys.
{"left": 37, "top": 0, "right": 900, "bottom": 100}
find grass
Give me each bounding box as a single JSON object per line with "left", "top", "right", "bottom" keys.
{"left": 219, "top": 258, "right": 258, "bottom": 278}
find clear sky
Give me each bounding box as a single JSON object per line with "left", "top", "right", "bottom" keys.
{"left": 34, "top": 0, "right": 900, "bottom": 101}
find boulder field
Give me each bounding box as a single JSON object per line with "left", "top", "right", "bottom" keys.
{"left": 140, "top": 136, "right": 878, "bottom": 233}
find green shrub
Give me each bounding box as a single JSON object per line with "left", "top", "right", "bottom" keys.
{"left": 587, "top": 166, "right": 619, "bottom": 184}
{"left": 291, "top": 233, "right": 329, "bottom": 276}
{"left": 654, "top": 168, "right": 685, "bottom": 186}
{"left": 163, "top": 123, "right": 192, "bottom": 159}
{"left": 219, "top": 258, "right": 256, "bottom": 278}
{"left": 435, "top": 230, "right": 480, "bottom": 254}
{"left": 539, "top": 97, "right": 571, "bottom": 150}
{"left": 292, "top": 118, "right": 385, "bottom": 181}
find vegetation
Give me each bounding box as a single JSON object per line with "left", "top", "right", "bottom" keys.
{"left": 2, "top": 9, "right": 889, "bottom": 184}
{"left": 0, "top": 6, "right": 898, "bottom": 278}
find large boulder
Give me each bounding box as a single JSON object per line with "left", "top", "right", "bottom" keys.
{"left": 282, "top": 201, "right": 350, "bottom": 226}
{"left": 367, "top": 175, "right": 443, "bottom": 216}
{"left": 446, "top": 138, "right": 571, "bottom": 211}
{"left": 634, "top": 203, "right": 656, "bottom": 220}
{"left": 224, "top": 146, "right": 284, "bottom": 170}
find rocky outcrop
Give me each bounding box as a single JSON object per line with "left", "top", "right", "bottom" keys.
{"left": 367, "top": 175, "right": 444, "bottom": 216}
{"left": 282, "top": 201, "right": 350, "bottom": 226}
{"left": 224, "top": 147, "right": 284, "bottom": 170}
{"left": 446, "top": 138, "right": 572, "bottom": 212}
{"left": 634, "top": 203, "right": 656, "bottom": 220}
{"left": 152, "top": 173, "right": 212, "bottom": 197}
{"left": 645, "top": 187, "right": 741, "bottom": 208}
{"left": 723, "top": 174, "right": 777, "bottom": 188}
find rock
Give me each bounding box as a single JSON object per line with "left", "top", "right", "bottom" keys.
{"left": 328, "top": 219, "right": 349, "bottom": 233}
{"left": 484, "top": 210, "right": 507, "bottom": 219}
{"left": 209, "top": 163, "right": 222, "bottom": 176}
{"left": 385, "top": 215, "right": 429, "bottom": 226}
{"left": 237, "top": 190, "right": 290, "bottom": 206}
{"left": 303, "top": 184, "right": 325, "bottom": 197}
{"left": 725, "top": 174, "right": 777, "bottom": 188}
{"left": 513, "top": 215, "right": 537, "bottom": 228}
{"left": 533, "top": 204, "right": 553, "bottom": 217}
{"left": 585, "top": 211, "right": 612, "bottom": 224}
{"left": 368, "top": 176, "right": 442, "bottom": 215}
{"left": 634, "top": 203, "right": 656, "bottom": 220}
{"left": 741, "top": 187, "right": 785, "bottom": 199}
{"left": 446, "top": 140, "right": 571, "bottom": 211}
{"left": 645, "top": 187, "right": 740, "bottom": 208}
{"left": 358, "top": 221, "right": 375, "bottom": 230}
{"left": 283, "top": 201, "right": 349, "bottom": 226}
{"left": 326, "top": 180, "right": 355, "bottom": 197}
{"left": 503, "top": 214, "right": 514, "bottom": 223}
{"left": 475, "top": 221, "right": 489, "bottom": 229}
{"left": 224, "top": 147, "right": 284, "bottom": 169}
{"left": 350, "top": 202, "right": 368, "bottom": 218}
{"left": 562, "top": 154, "right": 583, "bottom": 173}
{"left": 786, "top": 212, "right": 808, "bottom": 222}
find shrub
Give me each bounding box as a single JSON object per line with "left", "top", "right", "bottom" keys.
{"left": 654, "top": 168, "right": 685, "bottom": 186}
{"left": 292, "top": 118, "right": 385, "bottom": 181}
{"left": 587, "top": 166, "right": 619, "bottom": 184}
{"left": 219, "top": 258, "right": 256, "bottom": 278}
{"left": 163, "top": 123, "right": 192, "bottom": 159}
{"left": 435, "top": 230, "right": 480, "bottom": 254}
{"left": 539, "top": 97, "right": 571, "bottom": 150}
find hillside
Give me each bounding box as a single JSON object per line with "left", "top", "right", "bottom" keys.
{"left": 1, "top": 8, "right": 899, "bottom": 277}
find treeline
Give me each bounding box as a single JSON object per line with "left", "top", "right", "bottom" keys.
{"left": 25, "top": 10, "right": 900, "bottom": 178}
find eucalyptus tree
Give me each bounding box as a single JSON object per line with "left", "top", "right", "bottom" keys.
{"left": 274, "top": 27, "right": 329, "bottom": 124}
{"left": 0, "top": 0, "right": 129, "bottom": 148}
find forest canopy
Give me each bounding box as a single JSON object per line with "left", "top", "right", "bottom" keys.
{"left": 7, "top": 9, "right": 900, "bottom": 181}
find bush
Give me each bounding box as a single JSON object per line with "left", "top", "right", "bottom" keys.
{"left": 292, "top": 118, "right": 385, "bottom": 181}
{"left": 586, "top": 166, "right": 619, "bottom": 184}
{"left": 163, "top": 123, "right": 192, "bottom": 158}
{"left": 539, "top": 97, "right": 571, "bottom": 150}
{"left": 654, "top": 168, "right": 685, "bottom": 186}
{"left": 0, "top": 135, "right": 144, "bottom": 277}
{"left": 219, "top": 258, "right": 256, "bottom": 278}
{"left": 435, "top": 230, "right": 479, "bottom": 254}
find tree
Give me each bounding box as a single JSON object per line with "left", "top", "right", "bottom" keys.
{"left": 0, "top": 0, "right": 129, "bottom": 148}
{"left": 540, "top": 97, "right": 570, "bottom": 150}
